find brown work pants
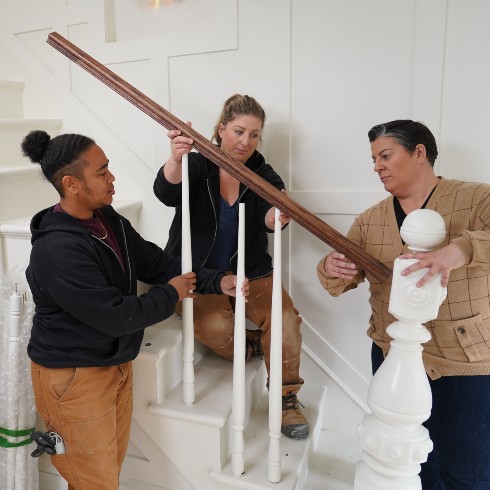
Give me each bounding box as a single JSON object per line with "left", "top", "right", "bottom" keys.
{"left": 177, "top": 274, "right": 304, "bottom": 392}
{"left": 30, "top": 361, "right": 133, "bottom": 490}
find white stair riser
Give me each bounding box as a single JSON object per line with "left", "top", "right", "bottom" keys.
{"left": 0, "top": 119, "right": 62, "bottom": 166}
{"left": 0, "top": 81, "right": 25, "bottom": 118}
{"left": 132, "top": 320, "right": 208, "bottom": 406}
{"left": 0, "top": 169, "right": 58, "bottom": 222}
{"left": 0, "top": 227, "right": 31, "bottom": 275}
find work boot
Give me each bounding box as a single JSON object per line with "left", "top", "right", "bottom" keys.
{"left": 281, "top": 390, "right": 309, "bottom": 440}
{"left": 245, "top": 329, "right": 263, "bottom": 360}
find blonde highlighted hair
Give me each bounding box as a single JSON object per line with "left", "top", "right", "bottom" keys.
{"left": 212, "top": 94, "right": 266, "bottom": 145}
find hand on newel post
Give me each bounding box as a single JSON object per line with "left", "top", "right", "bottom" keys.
{"left": 355, "top": 209, "right": 447, "bottom": 490}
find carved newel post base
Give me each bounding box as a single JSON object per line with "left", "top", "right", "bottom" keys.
{"left": 354, "top": 209, "right": 447, "bottom": 490}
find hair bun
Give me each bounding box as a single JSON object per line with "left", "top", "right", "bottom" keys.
{"left": 21, "top": 130, "right": 51, "bottom": 164}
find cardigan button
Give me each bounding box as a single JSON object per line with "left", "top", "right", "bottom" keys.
{"left": 457, "top": 327, "right": 466, "bottom": 334}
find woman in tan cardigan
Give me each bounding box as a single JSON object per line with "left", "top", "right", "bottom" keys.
{"left": 317, "top": 120, "right": 490, "bottom": 489}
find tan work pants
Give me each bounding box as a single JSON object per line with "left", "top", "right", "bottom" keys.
{"left": 177, "top": 274, "right": 304, "bottom": 392}
{"left": 30, "top": 361, "right": 133, "bottom": 490}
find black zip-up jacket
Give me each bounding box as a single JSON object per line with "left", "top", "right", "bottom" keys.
{"left": 26, "top": 205, "right": 225, "bottom": 368}
{"left": 153, "top": 150, "right": 285, "bottom": 280}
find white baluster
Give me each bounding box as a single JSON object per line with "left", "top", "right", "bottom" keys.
{"left": 0, "top": 237, "right": 4, "bottom": 277}
{"left": 268, "top": 207, "right": 282, "bottom": 483}
{"left": 231, "top": 203, "right": 246, "bottom": 476}
{"left": 355, "top": 209, "right": 447, "bottom": 489}
{"left": 14, "top": 293, "right": 27, "bottom": 490}
{"left": 7, "top": 288, "right": 22, "bottom": 490}
{"left": 24, "top": 291, "right": 39, "bottom": 490}
{"left": 181, "top": 153, "right": 195, "bottom": 405}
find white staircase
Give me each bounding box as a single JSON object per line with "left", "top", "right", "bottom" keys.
{"left": 0, "top": 77, "right": 360, "bottom": 489}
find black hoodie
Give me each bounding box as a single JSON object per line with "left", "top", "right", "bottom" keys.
{"left": 26, "top": 205, "right": 225, "bottom": 368}
{"left": 153, "top": 150, "right": 286, "bottom": 280}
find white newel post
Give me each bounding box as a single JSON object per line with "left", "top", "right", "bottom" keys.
{"left": 268, "top": 208, "right": 282, "bottom": 483}
{"left": 181, "top": 153, "right": 195, "bottom": 405}
{"left": 232, "top": 203, "right": 246, "bottom": 476}
{"left": 355, "top": 209, "right": 447, "bottom": 490}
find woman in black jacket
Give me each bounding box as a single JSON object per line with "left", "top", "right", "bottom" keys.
{"left": 22, "top": 130, "right": 245, "bottom": 490}
{"left": 153, "top": 94, "right": 308, "bottom": 440}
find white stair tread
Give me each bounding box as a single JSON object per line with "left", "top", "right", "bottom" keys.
{"left": 210, "top": 382, "right": 327, "bottom": 489}
{"left": 140, "top": 314, "right": 184, "bottom": 358}
{"left": 148, "top": 353, "right": 267, "bottom": 428}
{"left": 0, "top": 118, "right": 62, "bottom": 127}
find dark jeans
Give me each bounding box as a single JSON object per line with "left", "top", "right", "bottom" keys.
{"left": 371, "top": 343, "right": 490, "bottom": 490}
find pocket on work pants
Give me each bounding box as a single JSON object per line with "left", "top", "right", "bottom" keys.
{"left": 30, "top": 361, "right": 77, "bottom": 429}
{"left": 54, "top": 366, "right": 124, "bottom": 490}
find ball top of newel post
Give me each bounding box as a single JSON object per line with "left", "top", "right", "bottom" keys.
{"left": 400, "top": 209, "right": 446, "bottom": 251}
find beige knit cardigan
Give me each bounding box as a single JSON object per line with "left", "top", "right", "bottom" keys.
{"left": 317, "top": 177, "right": 490, "bottom": 379}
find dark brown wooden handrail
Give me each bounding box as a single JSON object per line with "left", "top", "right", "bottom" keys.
{"left": 46, "top": 31, "right": 391, "bottom": 282}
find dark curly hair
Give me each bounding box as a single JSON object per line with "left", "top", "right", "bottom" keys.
{"left": 21, "top": 130, "right": 95, "bottom": 196}
{"left": 367, "top": 120, "right": 438, "bottom": 167}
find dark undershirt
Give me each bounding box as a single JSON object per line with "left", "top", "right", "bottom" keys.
{"left": 394, "top": 184, "right": 438, "bottom": 243}
{"left": 205, "top": 196, "right": 239, "bottom": 270}
{"left": 53, "top": 204, "right": 125, "bottom": 270}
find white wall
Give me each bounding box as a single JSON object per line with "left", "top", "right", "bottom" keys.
{"left": 1, "top": 0, "right": 490, "bottom": 414}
